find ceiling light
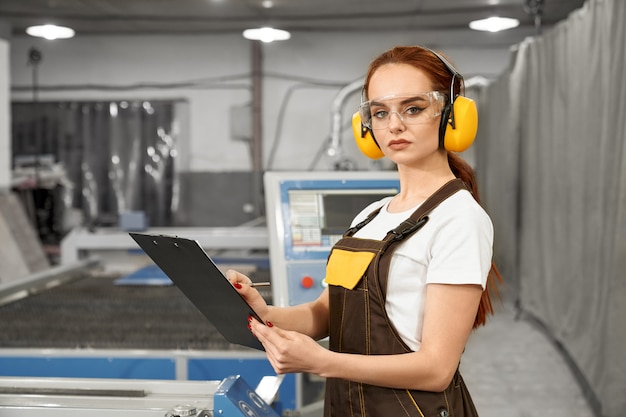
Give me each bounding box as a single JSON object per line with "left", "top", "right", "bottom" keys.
{"left": 243, "top": 27, "right": 291, "bottom": 43}
{"left": 26, "top": 24, "right": 75, "bottom": 40}
{"left": 469, "top": 16, "right": 520, "bottom": 32}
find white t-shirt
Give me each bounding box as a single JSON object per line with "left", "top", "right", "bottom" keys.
{"left": 350, "top": 189, "right": 493, "bottom": 351}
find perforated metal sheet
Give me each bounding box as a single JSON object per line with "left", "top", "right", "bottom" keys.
{"left": 0, "top": 269, "right": 271, "bottom": 350}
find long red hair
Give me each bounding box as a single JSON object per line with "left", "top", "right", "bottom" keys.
{"left": 448, "top": 152, "right": 503, "bottom": 328}
{"left": 365, "top": 45, "right": 502, "bottom": 328}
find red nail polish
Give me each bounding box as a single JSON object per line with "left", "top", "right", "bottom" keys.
{"left": 247, "top": 323, "right": 252, "bottom": 330}
{"left": 266, "top": 321, "right": 273, "bottom": 327}
{"left": 248, "top": 315, "right": 253, "bottom": 322}
{"left": 234, "top": 283, "right": 242, "bottom": 289}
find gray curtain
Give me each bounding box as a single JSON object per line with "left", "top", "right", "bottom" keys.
{"left": 474, "top": 1, "right": 626, "bottom": 416}
{"left": 11, "top": 100, "right": 179, "bottom": 229}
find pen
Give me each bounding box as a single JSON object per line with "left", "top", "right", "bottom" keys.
{"left": 249, "top": 281, "right": 271, "bottom": 287}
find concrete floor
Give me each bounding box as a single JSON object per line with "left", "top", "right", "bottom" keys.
{"left": 461, "top": 302, "right": 597, "bottom": 417}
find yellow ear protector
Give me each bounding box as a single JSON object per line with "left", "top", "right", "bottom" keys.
{"left": 352, "top": 48, "right": 478, "bottom": 159}
{"left": 433, "top": 50, "right": 478, "bottom": 153}
{"left": 352, "top": 110, "right": 384, "bottom": 159}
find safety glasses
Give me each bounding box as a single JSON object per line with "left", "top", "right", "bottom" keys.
{"left": 359, "top": 91, "right": 446, "bottom": 130}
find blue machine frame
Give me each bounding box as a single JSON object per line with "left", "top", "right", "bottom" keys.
{"left": 0, "top": 349, "right": 296, "bottom": 414}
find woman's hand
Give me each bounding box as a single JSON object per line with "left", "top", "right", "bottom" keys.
{"left": 226, "top": 269, "right": 270, "bottom": 320}
{"left": 248, "top": 318, "right": 327, "bottom": 375}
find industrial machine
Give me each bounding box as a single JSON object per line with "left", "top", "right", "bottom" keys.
{"left": 263, "top": 170, "right": 400, "bottom": 308}
{"left": 0, "top": 260, "right": 297, "bottom": 415}
{"left": 0, "top": 374, "right": 283, "bottom": 417}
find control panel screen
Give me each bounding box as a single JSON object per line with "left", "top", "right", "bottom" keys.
{"left": 281, "top": 183, "right": 397, "bottom": 260}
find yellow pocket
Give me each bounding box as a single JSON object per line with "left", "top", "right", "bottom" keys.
{"left": 324, "top": 249, "right": 376, "bottom": 290}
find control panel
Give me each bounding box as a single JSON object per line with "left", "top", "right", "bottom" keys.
{"left": 264, "top": 171, "right": 399, "bottom": 307}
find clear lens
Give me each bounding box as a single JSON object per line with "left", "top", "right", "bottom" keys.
{"left": 359, "top": 92, "right": 446, "bottom": 129}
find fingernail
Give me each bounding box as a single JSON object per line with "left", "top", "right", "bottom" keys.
{"left": 248, "top": 315, "right": 253, "bottom": 322}
{"left": 266, "top": 321, "right": 273, "bottom": 327}
{"left": 234, "top": 283, "right": 242, "bottom": 289}
{"left": 247, "top": 323, "right": 252, "bottom": 330}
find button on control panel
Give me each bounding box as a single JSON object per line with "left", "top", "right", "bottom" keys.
{"left": 286, "top": 263, "right": 326, "bottom": 305}
{"left": 300, "top": 275, "right": 315, "bottom": 289}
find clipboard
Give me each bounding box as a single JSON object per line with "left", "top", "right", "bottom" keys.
{"left": 129, "top": 232, "right": 264, "bottom": 350}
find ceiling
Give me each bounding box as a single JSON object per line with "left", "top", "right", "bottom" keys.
{"left": 0, "top": 0, "right": 585, "bottom": 40}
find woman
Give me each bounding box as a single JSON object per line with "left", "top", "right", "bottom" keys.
{"left": 228, "top": 45, "right": 501, "bottom": 417}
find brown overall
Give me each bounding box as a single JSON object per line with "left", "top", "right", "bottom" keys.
{"left": 323, "top": 179, "right": 480, "bottom": 417}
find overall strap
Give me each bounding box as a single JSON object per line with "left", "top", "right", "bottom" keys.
{"left": 343, "top": 206, "right": 383, "bottom": 237}
{"left": 371, "top": 179, "right": 469, "bottom": 302}
{"left": 384, "top": 178, "right": 468, "bottom": 243}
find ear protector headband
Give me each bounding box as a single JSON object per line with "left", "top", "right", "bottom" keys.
{"left": 352, "top": 48, "right": 478, "bottom": 159}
